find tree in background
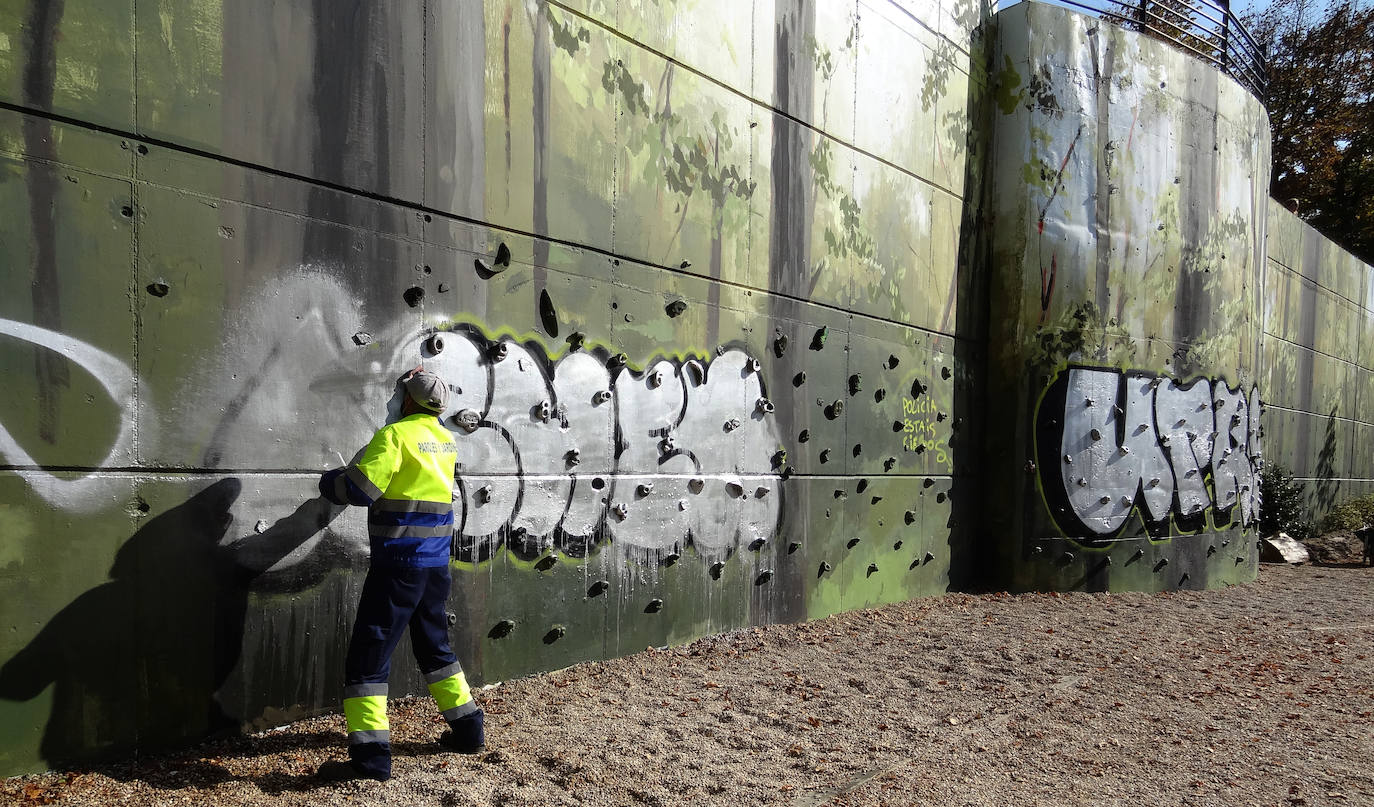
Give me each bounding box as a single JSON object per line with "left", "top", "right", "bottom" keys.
{"left": 1248, "top": 0, "right": 1374, "bottom": 264}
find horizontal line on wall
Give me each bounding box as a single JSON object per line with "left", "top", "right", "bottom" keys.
{"left": 1286, "top": 477, "right": 1374, "bottom": 484}
{"left": 0, "top": 465, "right": 963, "bottom": 480}
{"left": 1260, "top": 403, "right": 1374, "bottom": 428}
{"left": 1261, "top": 332, "right": 1374, "bottom": 377}
{"left": 0, "top": 100, "right": 972, "bottom": 346}
{"left": 1265, "top": 259, "right": 1372, "bottom": 315}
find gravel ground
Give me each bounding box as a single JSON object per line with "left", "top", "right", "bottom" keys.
{"left": 3, "top": 563, "right": 1372, "bottom": 807}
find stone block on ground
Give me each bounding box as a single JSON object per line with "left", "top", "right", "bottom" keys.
{"left": 1260, "top": 533, "right": 1310, "bottom": 565}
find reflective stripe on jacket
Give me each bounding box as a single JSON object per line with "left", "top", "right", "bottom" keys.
{"left": 330, "top": 413, "right": 458, "bottom": 568}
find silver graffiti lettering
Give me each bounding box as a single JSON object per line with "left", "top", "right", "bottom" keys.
{"left": 1051, "top": 368, "right": 1261, "bottom": 535}
{"left": 421, "top": 331, "right": 782, "bottom": 557}
{"left": 1059, "top": 370, "right": 1173, "bottom": 533}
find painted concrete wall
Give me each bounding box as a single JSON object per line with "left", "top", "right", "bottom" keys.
{"left": 0, "top": 0, "right": 989, "bottom": 773}
{"left": 982, "top": 2, "right": 1271, "bottom": 592}
{"left": 1262, "top": 202, "right": 1374, "bottom": 515}
{"left": 2, "top": 0, "right": 1365, "bottom": 776}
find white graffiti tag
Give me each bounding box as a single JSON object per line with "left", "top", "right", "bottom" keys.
{"left": 419, "top": 330, "right": 783, "bottom": 559}
{"left": 1048, "top": 367, "right": 1261, "bottom": 535}
{"left": 0, "top": 319, "right": 138, "bottom": 511}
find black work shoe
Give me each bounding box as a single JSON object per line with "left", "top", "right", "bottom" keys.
{"left": 315, "top": 759, "right": 390, "bottom": 782}
{"left": 438, "top": 730, "right": 484, "bottom": 754}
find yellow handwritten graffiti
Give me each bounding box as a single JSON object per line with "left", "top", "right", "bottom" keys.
{"left": 900, "top": 396, "right": 950, "bottom": 467}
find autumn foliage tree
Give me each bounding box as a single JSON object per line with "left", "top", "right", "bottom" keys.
{"left": 1249, "top": 0, "right": 1374, "bottom": 264}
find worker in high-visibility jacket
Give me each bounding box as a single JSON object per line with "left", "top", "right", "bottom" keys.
{"left": 315, "top": 367, "right": 483, "bottom": 782}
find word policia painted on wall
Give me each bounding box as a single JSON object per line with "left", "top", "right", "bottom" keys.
{"left": 1037, "top": 367, "right": 1261, "bottom": 537}
{"left": 421, "top": 328, "right": 783, "bottom": 562}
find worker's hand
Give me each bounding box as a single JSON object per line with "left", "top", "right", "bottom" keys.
{"left": 319, "top": 468, "right": 347, "bottom": 505}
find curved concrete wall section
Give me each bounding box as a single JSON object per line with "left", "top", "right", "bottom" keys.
{"left": 1262, "top": 202, "right": 1374, "bottom": 515}
{"left": 982, "top": 2, "right": 1271, "bottom": 592}
{"left": 0, "top": 0, "right": 988, "bottom": 772}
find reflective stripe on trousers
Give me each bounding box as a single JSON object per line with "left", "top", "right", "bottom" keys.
{"left": 425, "top": 661, "right": 478, "bottom": 721}
{"left": 343, "top": 683, "right": 390, "bottom": 745}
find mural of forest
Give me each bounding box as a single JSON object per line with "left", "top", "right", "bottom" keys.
{"left": 0, "top": 0, "right": 1369, "bottom": 776}
{"left": 0, "top": 0, "right": 983, "bottom": 772}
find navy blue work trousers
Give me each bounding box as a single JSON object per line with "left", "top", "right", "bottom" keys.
{"left": 344, "top": 565, "right": 456, "bottom": 776}
{"left": 345, "top": 564, "right": 455, "bottom": 686}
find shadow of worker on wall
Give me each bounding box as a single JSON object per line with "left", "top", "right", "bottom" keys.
{"left": 0, "top": 478, "right": 346, "bottom": 770}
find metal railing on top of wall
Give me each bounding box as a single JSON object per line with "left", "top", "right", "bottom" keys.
{"left": 996, "top": 0, "right": 1268, "bottom": 100}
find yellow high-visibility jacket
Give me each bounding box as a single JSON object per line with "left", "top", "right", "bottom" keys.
{"left": 322, "top": 413, "right": 458, "bottom": 567}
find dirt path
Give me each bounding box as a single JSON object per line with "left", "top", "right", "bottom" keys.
{"left": 5, "top": 564, "right": 1372, "bottom": 807}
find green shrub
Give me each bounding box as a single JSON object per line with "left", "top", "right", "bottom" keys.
{"left": 1259, "top": 464, "right": 1313, "bottom": 540}
{"left": 1319, "top": 493, "right": 1374, "bottom": 533}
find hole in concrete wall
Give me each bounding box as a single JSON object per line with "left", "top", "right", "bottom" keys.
{"left": 591, "top": 477, "right": 606, "bottom": 490}
{"left": 539, "top": 289, "right": 559, "bottom": 337}
{"left": 120, "top": 205, "right": 133, "bottom": 218}
{"left": 403, "top": 287, "right": 425, "bottom": 307}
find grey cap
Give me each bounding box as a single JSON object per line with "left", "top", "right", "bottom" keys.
{"left": 403, "top": 369, "right": 449, "bottom": 413}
